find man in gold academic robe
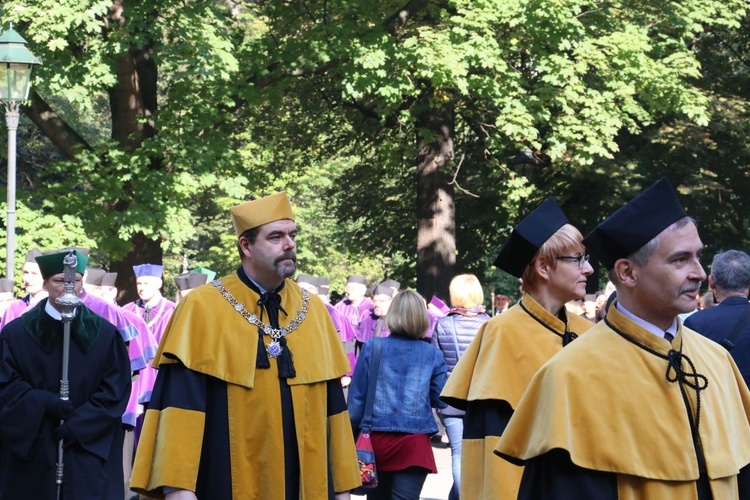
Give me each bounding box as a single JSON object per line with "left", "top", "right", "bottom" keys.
{"left": 496, "top": 178, "right": 750, "bottom": 499}
{"left": 131, "top": 191, "right": 361, "bottom": 499}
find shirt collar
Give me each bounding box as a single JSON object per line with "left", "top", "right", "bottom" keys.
{"left": 615, "top": 301, "right": 677, "bottom": 339}
{"left": 44, "top": 299, "right": 63, "bottom": 321}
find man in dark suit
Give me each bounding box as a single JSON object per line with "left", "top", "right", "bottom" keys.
{"left": 684, "top": 249, "right": 750, "bottom": 387}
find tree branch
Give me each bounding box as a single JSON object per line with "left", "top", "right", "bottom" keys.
{"left": 23, "top": 90, "right": 92, "bottom": 160}
{"left": 448, "top": 153, "right": 479, "bottom": 198}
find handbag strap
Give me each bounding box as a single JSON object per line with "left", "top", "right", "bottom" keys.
{"left": 360, "top": 337, "right": 382, "bottom": 431}
{"left": 449, "top": 315, "right": 462, "bottom": 362}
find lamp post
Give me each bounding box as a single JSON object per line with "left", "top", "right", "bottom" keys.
{"left": 0, "top": 24, "right": 41, "bottom": 282}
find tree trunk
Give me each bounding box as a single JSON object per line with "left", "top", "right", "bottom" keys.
{"left": 107, "top": 38, "right": 162, "bottom": 304}
{"left": 415, "top": 92, "right": 456, "bottom": 304}
{"left": 113, "top": 232, "right": 165, "bottom": 305}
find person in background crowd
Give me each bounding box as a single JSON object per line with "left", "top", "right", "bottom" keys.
{"left": 335, "top": 275, "right": 373, "bottom": 333}
{"left": 700, "top": 291, "right": 716, "bottom": 309}
{"left": 433, "top": 274, "right": 490, "bottom": 500}
{"left": 0, "top": 279, "right": 15, "bottom": 317}
{"left": 297, "top": 274, "right": 357, "bottom": 388}
{"left": 493, "top": 294, "right": 510, "bottom": 315}
{"left": 595, "top": 291, "right": 608, "bottom": 321}
{"left": 496, "top": 178, "right": 750, "bottom": 498}
{"left": 0, "top": 249, "right": 131, "bottom": 499}
{"left": 84, "top": 267, "right": 159, "bottom": 499}
{"left": 685, "top": 249, "right": 750, "bottom": 387}
{"left": 581, "top": 294, "right": 597, "bottom": 321}
{"left": 427, "top": 295, "right": 449, "bottom": 340}
{"left": 355, "top": 280, "right": 400, "bottom": 358}
{"left": 441, "top": 197, "right": 595, "bottom": 499}
{"left": 173, "top": 271, "right": 208, "bottom": 303}
{"left": 348, "top": 290, "right": 448, "bottom": 500}
{"left": 0, "top": 248, "right": 47, "bottom": 329}
{"left": 122, "top": 264, "right": 176, "bottom": 344}
{"left": 131, "top": 191, "right": 359, "bottom": 499}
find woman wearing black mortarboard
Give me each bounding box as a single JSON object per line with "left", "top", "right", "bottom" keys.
{"left": 440, "top": 197, "right": 595, "bottom": 499}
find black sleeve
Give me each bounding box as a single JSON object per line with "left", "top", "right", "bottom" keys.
{"left": 518, "top": 449, "right": 618, "bottom": 500}
{"left": 740, "top": 462, "right": 750, "bottom": 500}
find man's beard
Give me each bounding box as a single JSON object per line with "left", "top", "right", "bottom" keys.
{"left": 275, "top": 253, "right": 297, "bottom": 279}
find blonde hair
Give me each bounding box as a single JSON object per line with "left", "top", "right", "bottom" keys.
{"left": 386, "top": 290, "right": 430, "bottom": 339}
{"left": 449, "top": 274, "right": 484, "bottom": 309}
{"left": 521, "top": 223, "right": 584, "bottom": 293}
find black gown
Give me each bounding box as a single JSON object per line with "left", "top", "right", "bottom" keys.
{"left": 0, "top": 300, "right": 131, "bottom": 500}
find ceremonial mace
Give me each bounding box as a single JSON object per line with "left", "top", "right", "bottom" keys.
{"left": 55, "top": 250, "right": 82, "bottom": 498}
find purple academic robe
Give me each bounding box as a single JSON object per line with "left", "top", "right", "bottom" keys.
{"left": 82, "top": 291, "right": 152, "bottom": 427}
{"left": 122, "top": 296, "right": 176, "bottom": 344}
{"left": 326, "top": 302, "right": 356, "bottom": 376}
{"left": 356, "top": 309, "right": 390, "bottom": 343}
{"left": 334, "top": 297, "right": 373, "bottom": 333}
{"left": 0, "top": 294, "right": 41, "bottom": 330}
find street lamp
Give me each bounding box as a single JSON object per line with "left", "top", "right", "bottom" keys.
{"left": 0, "top": 24, "right": 41, "bottom": 282}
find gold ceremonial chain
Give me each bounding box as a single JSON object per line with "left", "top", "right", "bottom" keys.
{"left": 212, "top": 280, "right": 309, "bottom": 356}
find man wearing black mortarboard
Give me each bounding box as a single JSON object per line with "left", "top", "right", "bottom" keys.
{"left": 496, "top": 178, "right": 750, "bottom": 499}
{"left": 173, "top": 270, "right": 208, "bottom": 302}
{"left": 0, "top": 248, "right": 47, "bottom": 330}
{"left": 335, "top": 275, "right": 373, "bottom": 334}
{"left": 354, "top": 279, "right": 400, "bottom": 356}
{"left": 440, "top": 197, "right": 594, "bottom": 499}
{"left": 130, "top": 192, "right": 360, "bottom": 499}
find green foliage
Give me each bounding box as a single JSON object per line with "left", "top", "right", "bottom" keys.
{"left": 1, "top": 0, "right": 748, "bottom": 295}
{"left": 0, "top": 201, "right": 95, "bottom": 293}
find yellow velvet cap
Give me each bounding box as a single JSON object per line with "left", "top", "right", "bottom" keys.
{"left": 230, "top": 191, "right": 295, "bottom": 236}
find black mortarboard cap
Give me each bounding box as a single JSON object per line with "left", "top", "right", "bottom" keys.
{"left": 316, "top": 276, "right": 330, "bottom": 294}
{"left": 493, "top": 197, "right": 569, "bottom": 277}
{"left": 174, "top": 271, "right": 207, "bottom": 291}
{"left": 102, "top": 272, "right": 118, "bottom": 287}
{"left": 0, "top": 278, "right": 14, "bottom": 293}
{"left": 346, "top": 275, "right": 367, "bottom": 285}
{"left": 582, "top": 178, "right": 687, "bottom": 270}
{"left": 381, "top": 279, "right": 400, "bottom": 292}
{"left": 25, "top": 248, "right": 42, "bottom": 262}
{"left": 85, "top": 268, "right": 107, "bottom": 286}
{"left": 374, "top": 281, "right": 399, "bottom": 298}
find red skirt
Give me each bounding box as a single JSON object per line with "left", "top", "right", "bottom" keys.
{"left": 370, "top": 431, "right": 437, "bottom": 473}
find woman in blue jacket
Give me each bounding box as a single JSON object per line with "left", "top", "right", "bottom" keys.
{"left": 348, "top": 290, "right": 448, "bottom": 500}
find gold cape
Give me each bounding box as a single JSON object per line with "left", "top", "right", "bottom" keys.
{"left": 440, "top": 294, "right": 594, "bottom": 499}
{"left": 131, "top": 274, "right": 361, "bottom": 498}
{"left": 495, "top": 304, "right": 750, "bottom": 499}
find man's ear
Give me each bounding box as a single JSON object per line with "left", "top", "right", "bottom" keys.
{"left": 238, "top": 236, "right": 253, "bottom": 259}
{"left": 612, "top": 259, "right": 637, "bottom": 289}
{"left": 708, "top": 274, "right": 716, "bottom": 290}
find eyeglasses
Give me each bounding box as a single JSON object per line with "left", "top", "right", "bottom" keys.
{"left": 555, "top": 254, "right": 590, "bottom": 269}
